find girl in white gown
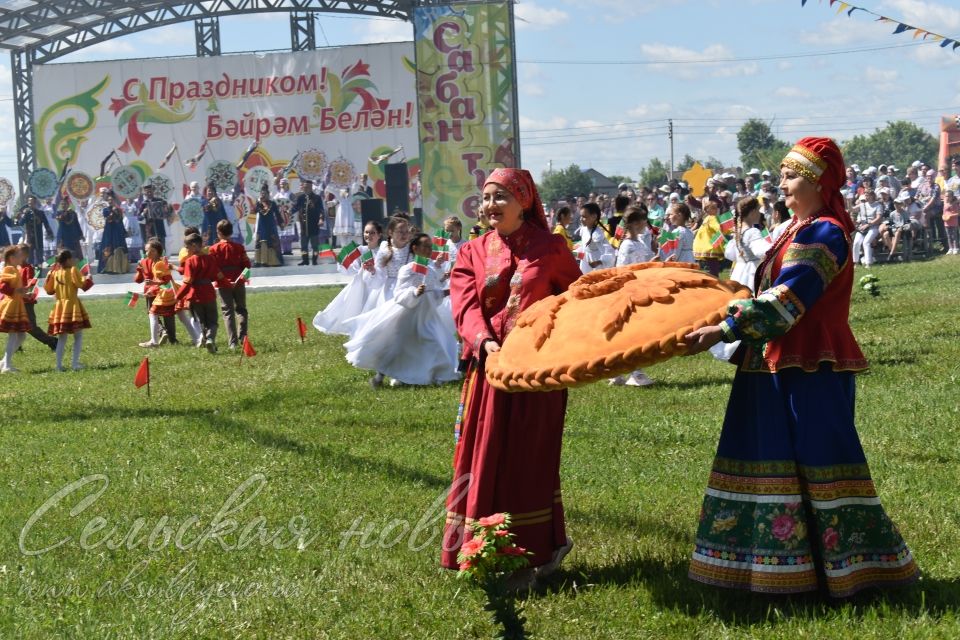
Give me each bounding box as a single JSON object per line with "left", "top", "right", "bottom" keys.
{"left": 369, "top": 215, "right": 412, "bottom": 308}
{"left": 576, "top": 202, "right": 615, "bottom": 273}
{"left": 710, "top": 195, "right": 771, "bottom": 362}
{"left": 345, "top": 233, "right": 460, "bottom": 387}
{"left": 610, "top": 205, "right": 656, "bottom": 387}
{"left": 312, "top": 221, "right": 383, "bottom": 336}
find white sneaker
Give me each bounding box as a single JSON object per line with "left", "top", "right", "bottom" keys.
{"left": 0, "top": 366, "right": 19, "bottom": 374}
{"left": 625, "top": 372, "right": 655, "bottom": 387}
{"left": 139, "top": 340, "right": 157, "bottom": 348}
{"left": 389, "top": 378, "right": 405, "bottom": 387}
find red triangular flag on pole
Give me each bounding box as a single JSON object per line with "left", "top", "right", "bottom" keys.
{"left": 296, "top": 316, "right": 307, "bottom": 342}
{"left": 134, "top": 357, "right": 150, "bottom": 395}
{"left": 242, "top": 335, "right": 257, "bottom": 357}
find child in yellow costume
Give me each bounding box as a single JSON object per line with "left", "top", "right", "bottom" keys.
{"left": 0, "top": 245, "right": 32, "bottom": 373}
{"left": 44, "top": 249, "right": 92, "bottom": 371}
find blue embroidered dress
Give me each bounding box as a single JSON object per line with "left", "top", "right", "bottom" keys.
{"left": 689, "top": 214, "right": 919, "bottom": 597}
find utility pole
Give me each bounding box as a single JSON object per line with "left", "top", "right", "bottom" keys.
{"left": 668, "top": 119, "right": 675, "bottom": 180}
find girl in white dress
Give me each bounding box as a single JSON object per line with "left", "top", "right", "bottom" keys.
{"left": 660, "top": 203, "right": 695, "bottom": 263}
{"left": 710, "top": 195, "right": 771, "bottom": 362}
{"left": 610, "top": 205, "right": 655, "bottom": 386}
{"left": 345, "top": 233, "right": 460, "bottom": 388}
{"left": 371, "top": 215, "right": 412, "bottom": 307}
{"left": 312, "top": 221, "right": 383, "bottom": 336}
{"left": 577, "top": 202, "right": 615, "bottom": 273}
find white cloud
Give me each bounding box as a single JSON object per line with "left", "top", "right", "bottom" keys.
{"left": 353, "top": 18, "right": 413, "bottom": 44}
{"left": 775, "top": 86, "right": 811, "bottom": 99}
{"left": 519, "top": 115, "right": 569, "bottom": 132}
{"left": 515, "top": 2, "right": 569, "bottom": 30}
{"left": 798, "top": 19, "right": 888, "bottom": 46}
{"left": 58, "top": 39, "right": 136, "bottom": 62}
{"left": 865, "top": 66, "right": 899, "bottom": 83}
{"left": 627, "top": 102, "right": 672, "bottom": 118}
{"left": 142, "top": 25, "right": 194, "bottom": 47}
{"left": 638, "top": 43, "right": 758, "bottom": 79}
{"left": 880, "top": 0, "right": 960, "bottom": 31}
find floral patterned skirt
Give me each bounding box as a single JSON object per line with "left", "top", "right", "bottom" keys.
{"left": 689, "top": 365, "right": 919, "bottom": 597}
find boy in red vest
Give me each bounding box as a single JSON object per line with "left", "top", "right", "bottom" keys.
{"left": 175, "top": 233, "right": 223, "bottom": 353}
{"left": 208, "top": 219, "right": 251, "bottom": 350}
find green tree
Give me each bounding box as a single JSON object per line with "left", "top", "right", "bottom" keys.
{"left": 676, "top": 154, "right": 698, "bottom": 173}
{"left": 842, "top": 121, "right": 939, "bottom": 172}
{"left": 638, "top": 158, "right": 670, "bottom": 188}
{"left": 538, "top": 164, "right": 593, "bottom": 203}
{"left": 704, "top": 156, "right": 726, "bottom": 172}
{"left": 737, "top": 119, "right": 790, "bottom": 173}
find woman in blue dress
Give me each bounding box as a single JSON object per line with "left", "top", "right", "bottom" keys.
{"left": 684, "top": 137, "right": 919, "bottom": 598}
{"left": 253, "top": 184, "right": 283, "bottom": 267}
{"left": 55, "top": 199, "right": 84, "bottom": 257}
{"left": 201, "top": 183, "right": 228, "bottom": 247}
{"left": 97, "top": 190, "right": 129, "bottom": 274}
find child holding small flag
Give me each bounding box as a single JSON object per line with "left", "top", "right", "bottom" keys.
{"left": 17, "top": 245, "right": 58, "bottom": 351}
{"left": 693, "top": 198, "right": 725, "bottom": 276}
{"left": 709, "top": 196, "right": 772, "bottom": 364}
{"left": 372, "top": 215, "right": 412, "bottom": 305}
{"left": 143, "top": 250, "right": 201, "bottom": 348}
{"left": 0, "top": 245, "right": 32, "bottom": 373}
{"left": 344, "top": 233, "right": 459, "bottom": 387}
{"left": 660, "top": 203, "right": 695, "bottom": 263}
{"left": 313, "top": 222, "right": 382, "bottom": 336}
{"left": 175, "top": 233, "right": 225, "bottom": 353}
{"left": 209, "top": 219, "right": 251, "bottom": 349}
{"left": 43, "top": 250, "right": 91, "bottom": 371}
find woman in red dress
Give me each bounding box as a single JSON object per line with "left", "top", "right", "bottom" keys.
{"left": 442, "top": 169, "right": 582, "bottom": 588}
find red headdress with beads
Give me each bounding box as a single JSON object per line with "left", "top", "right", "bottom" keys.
{"left": 780, "top": 136, "right": 854, "bottom": 233}
{"left": 483, "top": 168, "right": 549, "bottom": 230}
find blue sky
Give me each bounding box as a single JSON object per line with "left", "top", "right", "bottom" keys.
{"left": 1, "top": 0, "right": 958, "bottom": 183}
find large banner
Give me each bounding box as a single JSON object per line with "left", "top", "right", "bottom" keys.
{"left": 414, "top": 1, "right": 520, "bottom": 229}
{"left": 32, "top": 42, "right": 419, "bottom": 222}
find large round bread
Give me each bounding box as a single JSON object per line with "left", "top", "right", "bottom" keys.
{"left": 485, "top": 262, "right": 751, "bottom": 392}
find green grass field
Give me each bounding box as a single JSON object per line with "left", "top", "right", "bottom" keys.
{"left": 1, "top": 258, "right": 959, "bottom": 639}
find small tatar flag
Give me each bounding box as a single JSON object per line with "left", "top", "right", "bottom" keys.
{"left": 159, "top": 280, "right": 174, "bottom": 290}
{"left": 44, "top": 255, "right": 57, "bottom": 268}
{"left": 157, "top": 143, "right": 177, "bottom": 170}
{"left": 242, "top": 335, "right": 257, "bottom": 357}
{"left": 134, "top": 357, "right": 150, "bottom": 389}
{"left": 297, "top": 316, "right": 308, "bottom": 341}
{"left": 710, "top": 231, "right": 726, "bottom": 250}
{"left": 412, "top": 254, "right": 430, "bottom": 276}
{"left": 337, "top": 242, "right": 361, "bottom": 269}
{"left": 235, "top": 267, "right": 251, "bottom": 285}
{"left": 658, "top": 229, "right": 679, "bottom": 256}
{"left": 718, "top": 211, "right": 735, "bottom": 234}
{"left": 360, "top": 247, "right": 375, "bottom": 266}
{"left": 760, "top": 228, "right": 773, "bottom": 243}
{"left": 316, "top": 244, "right": 336, "bottom": 260}
{"left": 574, "top": 243, "right": 585, "bottom": 261}
{"left": 125, "top": 292, "right": 140, "bottom": 308}
{"left": 431, "top": 230, "right": 450, "bottom": 260}
{"left": 77, "top": 259, "right": 90, "bottom": 275}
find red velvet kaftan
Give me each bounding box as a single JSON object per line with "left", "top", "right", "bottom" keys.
{"left": 442, "top": 222, "right": 582, "bottom": 569}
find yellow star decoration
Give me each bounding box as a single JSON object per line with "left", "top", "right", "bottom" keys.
{"left": 683, "top": 161, "right": 713, "bottom": 198}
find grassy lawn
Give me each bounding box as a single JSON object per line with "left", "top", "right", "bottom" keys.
{"left": 1, "top": 257, "right": 958, "bottom": 638}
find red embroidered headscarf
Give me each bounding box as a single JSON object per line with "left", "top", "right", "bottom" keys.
{"left": 483, "top": 168, "right": 549, "bottom": 230}
{"left": 780, "top": 136, "right": 855, "bottom": 233}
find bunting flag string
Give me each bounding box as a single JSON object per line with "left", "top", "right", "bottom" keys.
{"left": 800, "top": 0, "right": 960, "bottom": 52}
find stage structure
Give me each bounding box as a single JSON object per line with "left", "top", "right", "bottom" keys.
{"left": 0, "top": 0, "right": 520, "bottom": 230}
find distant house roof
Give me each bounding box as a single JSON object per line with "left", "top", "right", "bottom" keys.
{"left": 582, "top": 168, "right": 617, "bottom": 190}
